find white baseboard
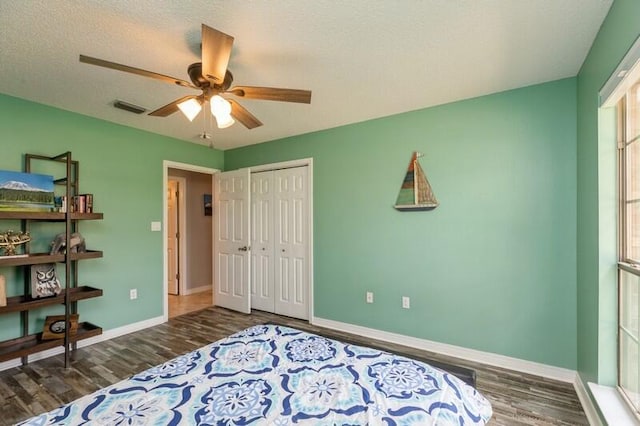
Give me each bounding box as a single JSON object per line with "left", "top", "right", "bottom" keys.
{"left": 183, "top": 285, "right": 211, "bottom": 296}
{"left": 311, "top": 316, "right": 577, "bottom": 383}
{"left": 575, "top": 376, "right": 604, "bottom": 426}
{"left": 0, "top": 315, "right": 165, "bottom": 372}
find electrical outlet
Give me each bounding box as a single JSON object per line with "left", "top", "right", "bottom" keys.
{"left": 366, "top": 291, "right": 374, "bottom": 304}
{"left": 130, "top": 288, "right": 138, "bottom": 300}
{"left": 402, "top": 296, "right": 410, "bottom": 309}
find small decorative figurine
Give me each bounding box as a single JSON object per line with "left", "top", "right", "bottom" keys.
{"left": 31, "top": 263, "right": 62, "bottom": 298}
{"left": 50, "top": 232, "right": 86, "bottom": 255}
{"left": 0, "top": 230, "right": 30, "bottom": 257}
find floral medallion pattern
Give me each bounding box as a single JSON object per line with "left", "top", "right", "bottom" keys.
{"left": 18, "top": 325, "right": 492, "bottom": 426}
{"left": 284, "top": 335, "right": 336, "bottom": 363}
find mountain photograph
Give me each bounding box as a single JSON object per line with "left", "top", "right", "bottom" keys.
{"left": 0, "top": 171, "right": 54, "bottom": 211}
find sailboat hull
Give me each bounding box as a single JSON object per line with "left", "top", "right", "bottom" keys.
{"left": 393, "top": 203, "right": 438, "bottom": 211}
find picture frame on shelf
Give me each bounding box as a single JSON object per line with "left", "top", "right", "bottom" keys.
{"left": 0, "top": 170, "right": 54, "bottom": 212}
{"left": 42, "top": 314, "right": 78, "bottom": 340}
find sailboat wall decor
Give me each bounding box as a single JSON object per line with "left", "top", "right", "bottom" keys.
{"left": 394, "top": 151, "right": 439, "bottom": 211}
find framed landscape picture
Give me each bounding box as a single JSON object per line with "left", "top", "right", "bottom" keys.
{"left": 0, "top": 170, "right": 54, "bottom": 211}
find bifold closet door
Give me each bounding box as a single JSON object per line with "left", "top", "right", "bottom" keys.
{"left": 273, "top": 167, "right": 309, "bottom": 320}
{"left": 250, "top": 167, "right": 309, "bottom": 320}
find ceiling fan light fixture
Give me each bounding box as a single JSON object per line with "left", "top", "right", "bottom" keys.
{"left": 177, "top": 98, "right": 202, "bottom": 121}
{"left": 215, "top": 113, "right": 235, "bottom": 129}
{"left": 210, "top": 95, "right": 234, "bottom": 128}
{"left": 210, "top": 95, "right": 232, "bottom": 116}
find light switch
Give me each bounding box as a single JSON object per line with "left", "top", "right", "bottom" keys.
{"left": 151, "top": 221, "right": 161, "bottom": 231}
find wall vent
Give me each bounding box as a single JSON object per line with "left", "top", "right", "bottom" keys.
{"left": 113, "top": 100, "right": 147, "bottom": 114}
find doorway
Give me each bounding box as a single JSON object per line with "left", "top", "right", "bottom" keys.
{"left": 163, "top": 161, "right": 219, "bottom": 320}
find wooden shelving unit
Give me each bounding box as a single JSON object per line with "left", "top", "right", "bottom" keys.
{"left": 0, "top": 152, "right": 103, "bottom": 367}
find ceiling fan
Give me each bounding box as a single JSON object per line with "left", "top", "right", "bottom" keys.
{"left": 79, "top": 24, "right": 311, "bottom": 130}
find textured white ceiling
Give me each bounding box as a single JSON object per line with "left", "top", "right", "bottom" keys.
{"left": 0, "top": 1, "right": 612, "bottom": 150}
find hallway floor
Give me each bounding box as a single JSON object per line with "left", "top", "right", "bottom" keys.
{"left": 168, "top": 289, "right": 212, "bottom": 318}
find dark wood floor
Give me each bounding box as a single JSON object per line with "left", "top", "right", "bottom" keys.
{"left": 0, "top": 307, "right": 588, "bottom": 425}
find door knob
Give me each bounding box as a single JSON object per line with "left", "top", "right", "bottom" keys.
{"left": 238, "top": 246, "right": 248, "bottom": 252}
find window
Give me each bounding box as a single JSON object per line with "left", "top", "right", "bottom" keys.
{"left": 618, "top": 79, "right": 640, "bottom": 415}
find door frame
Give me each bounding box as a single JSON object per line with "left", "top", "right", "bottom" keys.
{"left": 162, "top": 160, "right": 220, "bottom": 321}
{"left": 248, "top": 157, "right": 314, "bottom": 321}
{"left": 167, "top": 176, "right": 187, "bottom": 296}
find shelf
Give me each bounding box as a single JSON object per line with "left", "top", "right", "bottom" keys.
{"left": 68, "top": 286, "right": 103, "bottom": 302}
{"left": 69, "top": 250, "right": 103, "bottom": 261}
{"left": 0, "top": 322, "right": 102, "bottom": 363}
{"left": 0, "top": 212, "right": 103, "bottom": 220}
{"left": 0, "top": 250, "right": 103, "bottom": 267}
{"left": 70, "top": 212, "right": 103, "bottom": 220}
{"left": 0, "top": 253, "right": 63, "bottom": 266}
{"left": 0, "top": 286, "right": 103, "bottom": 314}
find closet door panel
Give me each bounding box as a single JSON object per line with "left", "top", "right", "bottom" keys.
{"left": 214, "top": 169, "right": 250, "bottom": 314}
{"left": 274, "top": 167, "right": 309, "bottom": 319}
{"left": 250, "top": 171, "right": 275, "bottom": 312}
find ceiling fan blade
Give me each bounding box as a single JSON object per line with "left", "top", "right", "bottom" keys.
{"left": 148, "top": 95, "right": 199, "bottom": 117}
{"left": 201, "top": 24, "right": 234, "bottom": 85}
{"left": 228, "top": 99, "right": 263, "bottom": 129}
{"left": 79, "top": 54, "right": 197, "bottom": 89}
{"left": 227, "top": 86, "right": 312, "bottom": 104}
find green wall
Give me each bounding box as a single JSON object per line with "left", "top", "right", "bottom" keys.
{"left": 0, "top": 94, "right": 223, "bottom": 340}
{"left": 226, "top": 78, "right": 578, "bottom": 368}
{"left": 576, "top": 0, "right": 640, "bottom": 386}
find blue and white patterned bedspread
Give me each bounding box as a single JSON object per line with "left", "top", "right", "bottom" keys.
{"left": 20, "top": 324, "right": 492, "bottom": 425}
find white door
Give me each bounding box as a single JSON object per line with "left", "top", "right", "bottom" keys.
{"left": 214, "top": 168, "right": 251, "bottom": 313}
{"left": 167, "top": 179, "right": 179, "bottom": 295}
{"left": 250, "top": 171, "right": 275, "bottom": 312}
{"left": 274, "top": 167, "right": 309, "bottom": 319}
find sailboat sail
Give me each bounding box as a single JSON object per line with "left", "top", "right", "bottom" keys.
{"left": 394, "top": 151, "right": 438, "bottom": 211}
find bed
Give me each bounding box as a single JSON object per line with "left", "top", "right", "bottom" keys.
{"left": 19, "top": 324, "right": 492, "bottom": 425}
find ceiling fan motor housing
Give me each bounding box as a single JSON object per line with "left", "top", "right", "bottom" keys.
{"left": 188, "top": 63, "right": 210, "bottom": 88}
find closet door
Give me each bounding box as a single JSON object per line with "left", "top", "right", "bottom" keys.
{"left": 274, "top": 166, "right": 309, "bottom": 319}
{"left": 250, "top": 171, "right": 275, "bottom": 312}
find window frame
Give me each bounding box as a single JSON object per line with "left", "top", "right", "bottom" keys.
{"left": 617, "top": 88, "right": 640, "bottom": 419}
